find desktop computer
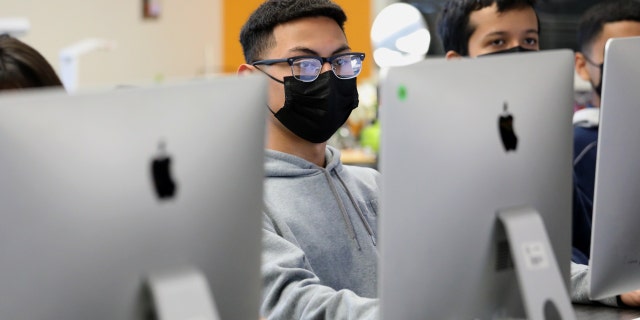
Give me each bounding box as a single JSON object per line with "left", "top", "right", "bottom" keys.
{"left": 589, "top": 36, "right": 640, "bottom": 300}
{"left": 0, "top": 76, "right": 266, "bottom": 320}
{"left": 379, "top": 50, "right": 575, "bottom": 319}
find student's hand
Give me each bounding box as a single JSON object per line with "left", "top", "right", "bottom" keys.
{"left": 620, "top": 290, "right": 640, "bottom": 307}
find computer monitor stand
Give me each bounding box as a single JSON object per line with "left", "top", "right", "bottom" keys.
{"left": 144, "top": 267, "right": 221, "bottom": 320}
{"left": 497, "top": 206, "right": 576, "bottom": 320}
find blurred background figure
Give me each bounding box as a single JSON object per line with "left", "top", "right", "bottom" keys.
{"left": 0, "top": 34, "right": 63, "bottom": 90}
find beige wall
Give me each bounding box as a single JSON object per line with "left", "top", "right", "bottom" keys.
{"left": 3, "top": 0, "right": 221, "bottom": 89}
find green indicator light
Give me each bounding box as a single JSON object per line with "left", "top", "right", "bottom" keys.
{"left": 397, "top": 85, "right": 407, "bottom": 101}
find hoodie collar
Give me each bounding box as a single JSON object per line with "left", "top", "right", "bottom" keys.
{"left": 573, "top": 108, "right": 599, "bottom": 128}
{"left": 264, "top": 146, "right": 343, "bottom": 177}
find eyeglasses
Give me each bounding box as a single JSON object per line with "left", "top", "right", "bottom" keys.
{"left": 582, "top": 53, "right": 603, "bottom": 68}
{"left": 251, "top": 52, "right": 365, "bottom": 82}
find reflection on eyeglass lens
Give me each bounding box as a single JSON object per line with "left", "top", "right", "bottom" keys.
{"left": 290, "top": 54, "right": 363, "bottom": 82}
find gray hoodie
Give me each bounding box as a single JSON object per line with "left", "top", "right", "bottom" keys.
{"left": 571, "top": 261, "right": 620, "bottom": 307}
{"left": 261, "top": 146, "right": 380, "bottom": 319}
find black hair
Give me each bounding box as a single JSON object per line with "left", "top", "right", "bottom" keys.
{"left": 577, "top": 0, "right": 640, "bottom": 53}
{"left": 437, "top": 0, "right": 538, "bottom": 56}
{"left": 239, "top": 0, "right": 347, "bottom": 63}
{"left": 0, "top": 34, "right": 63, "bottom": 90}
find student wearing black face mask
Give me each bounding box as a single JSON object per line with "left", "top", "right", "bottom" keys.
{"left": 437, "top": 0, "right": 540, "bottom": 59}
{"left": 237, "top": 1, "right": 380, "bottom": 319}
{"left": 571, "top": 0, "right": 640, "bottom": 308}
{"left": 250, "top": 53, "right": 363, "bottom": 143}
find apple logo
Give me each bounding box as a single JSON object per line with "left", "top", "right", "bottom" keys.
{"left": 151, "top": 140, "right": 177, "bottom": 200}
{"left": 498, "top": 101, "right": 518, "bottom": 152}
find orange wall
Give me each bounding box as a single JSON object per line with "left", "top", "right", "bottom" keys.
{"left": 222, "top": 0, "right": 373, "bottom": 79}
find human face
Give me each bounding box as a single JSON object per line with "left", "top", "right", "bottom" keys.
{"left": 258, "top": 16, "right": 350, "bottom": 114}
{"left": 465, "top": 3, "right": 539, "bottom": 57}
{"left": 576, "top": 20, "right": 640, "bottom": 100}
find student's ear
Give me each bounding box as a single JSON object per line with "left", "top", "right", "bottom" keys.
{"left": 445, "top": 50, "right": 462, "bottom": 60}
{"left": 237, "top": 64, "right": 256, "bottom": 76}
{"left": 575, "top": 52, "right": 591, "bottom": 82}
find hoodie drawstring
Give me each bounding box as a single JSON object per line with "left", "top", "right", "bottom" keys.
{"left": 323, "top": 169, "right": 362, "bottom": 250}
{"left": 335, "top": 172, "right": 377, "bottom": 247}
{"left": 322, "top": 168, "right": 377, "bottom": 251}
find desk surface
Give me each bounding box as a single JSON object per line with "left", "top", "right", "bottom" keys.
{"left": 573, "top": 303, "right": 640, "bottom": 320}
{"left": 340, "top": 148, "right": 377, "bottom": 167}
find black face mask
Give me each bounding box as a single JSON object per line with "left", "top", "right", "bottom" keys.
{"left": 268, "top": 71, "right": 359, "bottom": 143}
{"left": 478, "top": 46, "right": 536, "bottom": 56}
{"left": 581, "top": 53, "right": 605, "bottom": 97}
{"left": 591, "top": 62, "right": 604, "bottom": 97}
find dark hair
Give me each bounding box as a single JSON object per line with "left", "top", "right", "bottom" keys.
{"left": 437, "top": 0, "right": 538, "bottom": 56}
{"left": 0, "top": 34, "right": 63, "bottom": 90}
{"left": 239, "top": 0, "right": 347, "bottom": 63}
{"left": 577, "top": 0, "right": 640, "bottom": 53}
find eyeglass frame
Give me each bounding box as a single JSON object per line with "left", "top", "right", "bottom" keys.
{"left": 581, "top": 52, "right": 603, "bottom": 68}
{"left": 251, "top": 52, "right": 366, "bottom": 82}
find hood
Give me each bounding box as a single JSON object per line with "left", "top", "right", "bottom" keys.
{"left": 264, "top": 145, "right": 343, "bottom": 178}
{"left": 573, "top": 108, "right": 599, "bottom": 128}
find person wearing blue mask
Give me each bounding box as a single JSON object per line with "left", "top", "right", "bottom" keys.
{"left": 437, "top": 0, "right": 539, "bottom": 58}
{"left": 237, "top": 1, "right": 379, "bottom": 319}
{"left": 571, "top": 0, "right": 640, "bottom": 308}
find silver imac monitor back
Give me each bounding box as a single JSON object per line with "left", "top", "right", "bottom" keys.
{"left": 379, "top": 50, "right": 575, "bottom": 319}
{"left": 0, "top": 75, "right": 266, "bottom": 320}
{"left": 590, "top": 36, "right": 640, "bottom": 300}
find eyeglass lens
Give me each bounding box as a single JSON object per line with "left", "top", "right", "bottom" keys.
{"left": 291, "top": 54, "right": 363, "bottom": 82}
